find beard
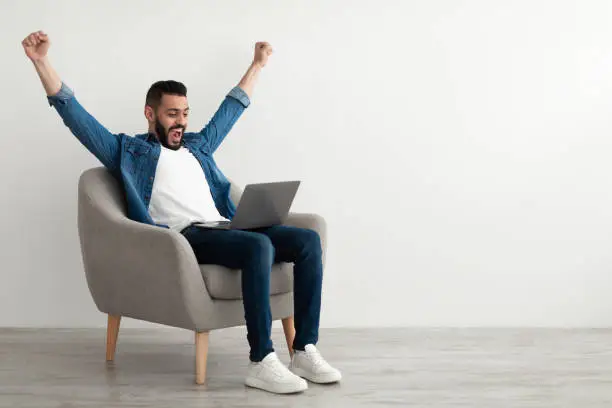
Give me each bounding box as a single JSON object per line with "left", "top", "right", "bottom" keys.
{"left": 155, "top": 119, "right": 185, "bottom": 150}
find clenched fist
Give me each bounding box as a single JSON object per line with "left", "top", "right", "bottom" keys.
{"left": 253, "top": 42, "right": 273, "bottom": 68}
{"left": 22, "top": 31, "right": 50, "bottom": 61}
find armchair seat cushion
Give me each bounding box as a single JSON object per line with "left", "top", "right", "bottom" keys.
{"left": 199, "top": 263, "right": 294, "bottom": 300}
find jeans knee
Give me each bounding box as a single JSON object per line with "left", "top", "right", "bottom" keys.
{"left": 245, "top": 235, "right": 275, "bottom": 265}
{"left": 301, "top": 229, "right": 322, "bottom": 256}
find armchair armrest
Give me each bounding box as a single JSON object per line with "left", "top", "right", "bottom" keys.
{"left": 78, "top": 171, "right": 212, "bottom": 330}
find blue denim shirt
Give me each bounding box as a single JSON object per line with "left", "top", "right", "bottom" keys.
{"left": 48, "top": 83, "right": 250, "bottom": 228}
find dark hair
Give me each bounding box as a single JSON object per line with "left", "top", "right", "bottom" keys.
{"left": 145, "top": 80, "right": 187, "bottom": 109}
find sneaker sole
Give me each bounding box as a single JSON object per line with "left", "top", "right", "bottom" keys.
{"left": 245, "top": 377, "right": 308, "bottom": 394}
{"left": 290, "top": 367, "right": 342, "bottom": 384}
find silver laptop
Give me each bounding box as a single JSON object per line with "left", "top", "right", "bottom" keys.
{"left": 194, "top": 181, "right": 300, "bottom": 230}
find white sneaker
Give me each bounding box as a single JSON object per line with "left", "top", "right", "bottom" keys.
{"left": 289, "top": 344, "right": 342, "bottom": 384}
{"left": 245, "top": 352, "right": 308, "bottom": 394}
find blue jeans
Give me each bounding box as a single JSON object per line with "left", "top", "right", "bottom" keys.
{"left": 181, "top": 225, "right": 323, "bottom": 362}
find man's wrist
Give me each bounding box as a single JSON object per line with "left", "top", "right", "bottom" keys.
{"left": 32, "top": 56, "right": 50, "bottom": 68}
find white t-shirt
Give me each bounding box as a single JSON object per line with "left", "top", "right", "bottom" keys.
{"left": 148, "top": 146, "right": 228, "bottom": 231}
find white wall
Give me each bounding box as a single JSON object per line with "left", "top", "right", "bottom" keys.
{"left": 2, "top": 0, "right": 612, "bottom": 328}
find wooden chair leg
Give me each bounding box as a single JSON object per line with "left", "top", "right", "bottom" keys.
{"left": 106, "top": 315, "right": 121, "bottom": 361}
{"left": 282, "top": 316, "right": 296, "bottom": 357}
{"left": 195, "top": 331, "right": 209, "bottom": 385}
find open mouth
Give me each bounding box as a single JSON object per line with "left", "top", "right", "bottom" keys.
{"left": 169, "top": 129, "right": 183, "bottom": 143}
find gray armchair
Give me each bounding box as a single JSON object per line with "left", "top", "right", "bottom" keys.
{"left": 77, "top": 167, "right": 327, "bottom": 384}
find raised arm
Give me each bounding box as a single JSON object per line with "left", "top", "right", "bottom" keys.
{"left": 23, "top": 31, "right": 61, "bottom": 96}
{"left": 238, "top": 42, "right": 273, "bottom": 99}
{"left": 23, "top": 31, "right": 121, "bottom": 171}
{"left": 196, "top": 42, "right": 273, "bottom": 154}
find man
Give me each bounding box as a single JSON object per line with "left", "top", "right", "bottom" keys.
{"left": 22, "top": 30, "right": 341, "bottom": 394}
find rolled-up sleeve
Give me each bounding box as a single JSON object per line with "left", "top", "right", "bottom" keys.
{"left": 227, "top": 86, "right": 250, "bottom": 108}
{"left": 47, "top": 82, "right": 75, "bottom": 106}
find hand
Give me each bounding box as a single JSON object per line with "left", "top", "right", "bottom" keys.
{"left": 253, "top": 42, "right": 273, "bottom": 68}
{"left": 22, "top": 31, "right": 50, "bottom": 62}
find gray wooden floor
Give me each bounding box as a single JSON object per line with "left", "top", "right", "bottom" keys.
{"left": 1, "top": 327, "right": 612, "bottom": 407}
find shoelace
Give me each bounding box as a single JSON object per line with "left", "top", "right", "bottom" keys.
{"left": 304, "top": 347, "right": 328, "bottom": 370}
{"left": 263, "top": 354, "right": 289, "bottom": 379}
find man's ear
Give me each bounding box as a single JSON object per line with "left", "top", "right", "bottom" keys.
{"left": 144, "top": 105, "right": 154, "bottom": 122}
